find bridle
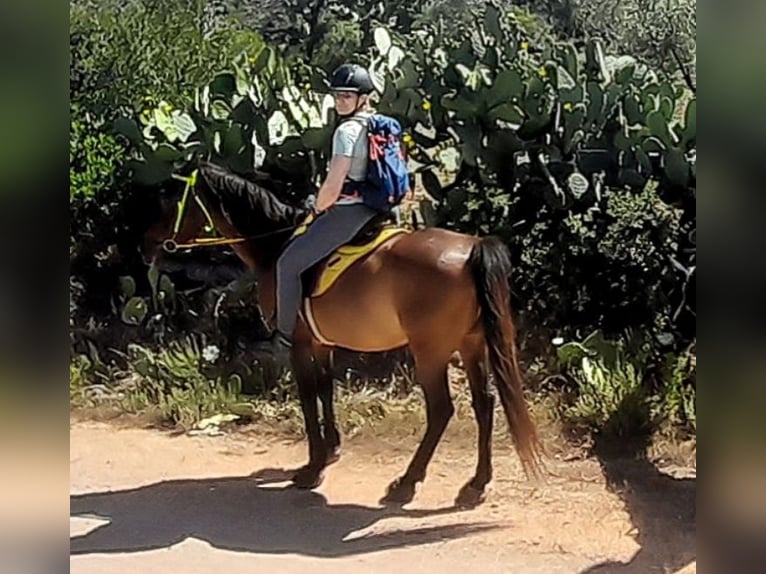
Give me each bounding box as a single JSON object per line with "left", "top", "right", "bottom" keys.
{"left": 161, "top": 169, "right": 304, "bottom": 254}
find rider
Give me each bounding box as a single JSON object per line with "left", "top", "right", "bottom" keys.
{"left": 255, "top": 63, "right": 381, "bottom": 364}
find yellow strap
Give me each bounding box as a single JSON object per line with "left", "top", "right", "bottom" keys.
{"left": 170, "top": 169, "right": 216, "bottom": 234}
{"left": 172, "top": 236, "right": 247, "bottom": 249}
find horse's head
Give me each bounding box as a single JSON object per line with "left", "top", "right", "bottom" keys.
{"left": 140, "top": 173, "right": 212, "bottom": 265}
{"left": 140, "top": 161, "right": 309, "bottom": 268}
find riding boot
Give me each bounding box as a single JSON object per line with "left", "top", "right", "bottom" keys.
{"left": 253, "top": 330, "right": 293, "bottom": 368}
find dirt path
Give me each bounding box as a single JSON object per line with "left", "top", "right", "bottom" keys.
{"left": 70, "top": 419, "right": 695, "bottom": 573}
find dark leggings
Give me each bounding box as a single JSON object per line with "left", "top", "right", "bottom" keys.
{"left": 275, "top": 203, "right": 379, "bottom": 336}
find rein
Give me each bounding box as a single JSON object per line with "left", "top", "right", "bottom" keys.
{"left": 161, "top": 225, "right": 301, "bottom": 253}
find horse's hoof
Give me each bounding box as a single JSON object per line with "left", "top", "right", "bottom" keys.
{"left": 455, "top": 482, "right": 487, "bottom": 509}
{"left": 292, "top": 465, "right": 325, "bottom": 489}
{"left": 380, "top": 478, "right": 416, "bottom": 505}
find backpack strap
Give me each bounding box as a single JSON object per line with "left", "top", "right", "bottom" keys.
{"left": 339, "top": 113, "right": 371, "bottom": 193}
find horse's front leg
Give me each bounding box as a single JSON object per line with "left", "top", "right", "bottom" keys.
{"left": 291, "top": 343, "right": 328, "bottom": 489}
{"left": 314, "top": 346, "right": 341, "bottom": 465}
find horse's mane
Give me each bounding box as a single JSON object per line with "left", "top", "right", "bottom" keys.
{"left": 196, "top": 161, "right": 308, "bottom": 235}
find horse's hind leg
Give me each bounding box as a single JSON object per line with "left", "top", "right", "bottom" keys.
{"left": 382, "top": 349, "right": 453, "bottom": 505}
{"left": 456, "top": 334, "right": 495, "bottom": 507}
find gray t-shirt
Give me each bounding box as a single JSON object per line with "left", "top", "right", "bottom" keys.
{"left": 332, "top": 112, "right": 370, "bottom": 204}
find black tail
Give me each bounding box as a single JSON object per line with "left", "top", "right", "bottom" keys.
{"left": 469, "top": 237, "right": 542, "bottom": 476}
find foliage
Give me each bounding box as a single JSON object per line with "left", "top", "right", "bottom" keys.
{"left": 565, "top": 355, "right": 647, "bottom": 437}
{"left": 68, "top": 0, "right": 697, "bottom": 441}
{"left": 70, "top": 0, "right": 266, "bottom": 114}
{"left": 69, "top": 0, "right": 270, "bottom": 333}
{"left": 521, "top": 0, "right": 696, "bottom": 90}
{"left": 114, "top": 3, "right": 696, "bottom": 215}
{"left": 70, "top": 105, "right": 127, "bottom": 201}
{"left": 114, "top": 49, "right": 332, "bottom": 193}
{"left": 556, "top": 330, "right": 652, "bottom": 437}
{"left": 69, "top": 337, "right": 423, "bottom": 435}
{"left": 70, "top": 353, "right": 94, "bottom": 402}
{"left": 71, "top": 336, "right": 247, "bottom": 429}
{"left": 121, "top": 337, "right": 244, "bottom": 428}
{"left": 434, "top": 175, "right": 692, "bottom": 348}
{"left": 231, "top": 0, "right": 447, "bottom": 66}
{"left": 69, "top": 103, "right": 140, "bottom": 334}
{"left": 514, "top": 185, "right": 682, "bottom": 338}
{"left": 555, "top": 330, "right": 696, "bottom": 439}
{"left": 366, "top": 12, "right": 697, "bottom": 206}
{"left": 347, "top": 3, "right": 694, "bottom": 344}
{"left": 309, "top": 17, "right": 365, "bottom": 71}
{"left": 655, "top": 345, "right": 696, "bottom": 431}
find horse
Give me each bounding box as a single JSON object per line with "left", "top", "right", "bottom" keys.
{"left": 142, "top": 160, "right": 542, "bottom": 507}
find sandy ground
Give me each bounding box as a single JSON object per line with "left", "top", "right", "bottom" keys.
{"left": 70, "top": 419, "right": 696, "bottom": 573}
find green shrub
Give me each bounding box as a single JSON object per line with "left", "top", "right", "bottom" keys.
{"left": 70, "top": 0, "right": 266, "bottom": 113}
{"left": 67, "top": 0, "right": 696, "bottom": 443}
{"left": 655, "top": 346, "right": 697, "bottom": 431}
{"left": 555, "top": 330, "right": 695, "bottom": 440}
{"left": 434, "top": 179, "right": 682, "bottom": 341}
{"left": 70, "top": 105, "right": 126, "bottom": 201}
{"left": 555, "top": 330, "right": 651, "bottom": 436}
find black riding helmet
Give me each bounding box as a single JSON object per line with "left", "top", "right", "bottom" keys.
{"left": 329, "top": 63, "right": 376, "bottom": 94}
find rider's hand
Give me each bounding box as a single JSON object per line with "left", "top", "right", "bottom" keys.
{"left": 314, "top": 196, "right": 335, "bottom": 213}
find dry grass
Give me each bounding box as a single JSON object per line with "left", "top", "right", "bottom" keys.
{"left": 71, "top": 361, "right": 695, "bottom": 469}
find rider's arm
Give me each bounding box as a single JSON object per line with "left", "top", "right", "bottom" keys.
{"left": 315, "top": 155, "right": 352, "bottom": 212}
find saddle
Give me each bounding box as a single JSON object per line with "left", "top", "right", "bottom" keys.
{"left": 296, "top": 212, "right": 408, "bottom": 298}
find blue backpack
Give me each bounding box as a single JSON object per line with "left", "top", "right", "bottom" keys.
{"left": 343, "top": 114, "right": 411, "bottom": 212}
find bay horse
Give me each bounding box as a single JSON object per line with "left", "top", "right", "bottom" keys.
{"left": 142, "top": 160, "right": 541, "bottom": 506}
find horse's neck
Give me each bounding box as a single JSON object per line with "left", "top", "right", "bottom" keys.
{"left": 198, "top": 174, "right": 298, "bottom": 327}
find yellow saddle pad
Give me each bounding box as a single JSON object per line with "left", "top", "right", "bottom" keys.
{"left": 290, "top": 212, "right": 409, "bottom": 297}
{"left": 313, "top": 226, "right": 407, "bottom": 297}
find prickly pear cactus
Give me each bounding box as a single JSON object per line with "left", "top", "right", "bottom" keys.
{"left": 365, "top": 2, "right": 695, "bottom": 207}
{"left": 115, "top": 0, "right": 695, "bottom": 211}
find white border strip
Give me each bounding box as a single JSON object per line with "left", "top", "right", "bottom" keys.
{"left": 302, "top": 299, "right": 335, "bottom": 347}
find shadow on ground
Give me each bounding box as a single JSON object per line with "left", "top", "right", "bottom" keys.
{"left": 580, "top": 396, "right": 696, "bottom": 573}
{"left": 71, "top": 467, "right": 494, "bottom": 558}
